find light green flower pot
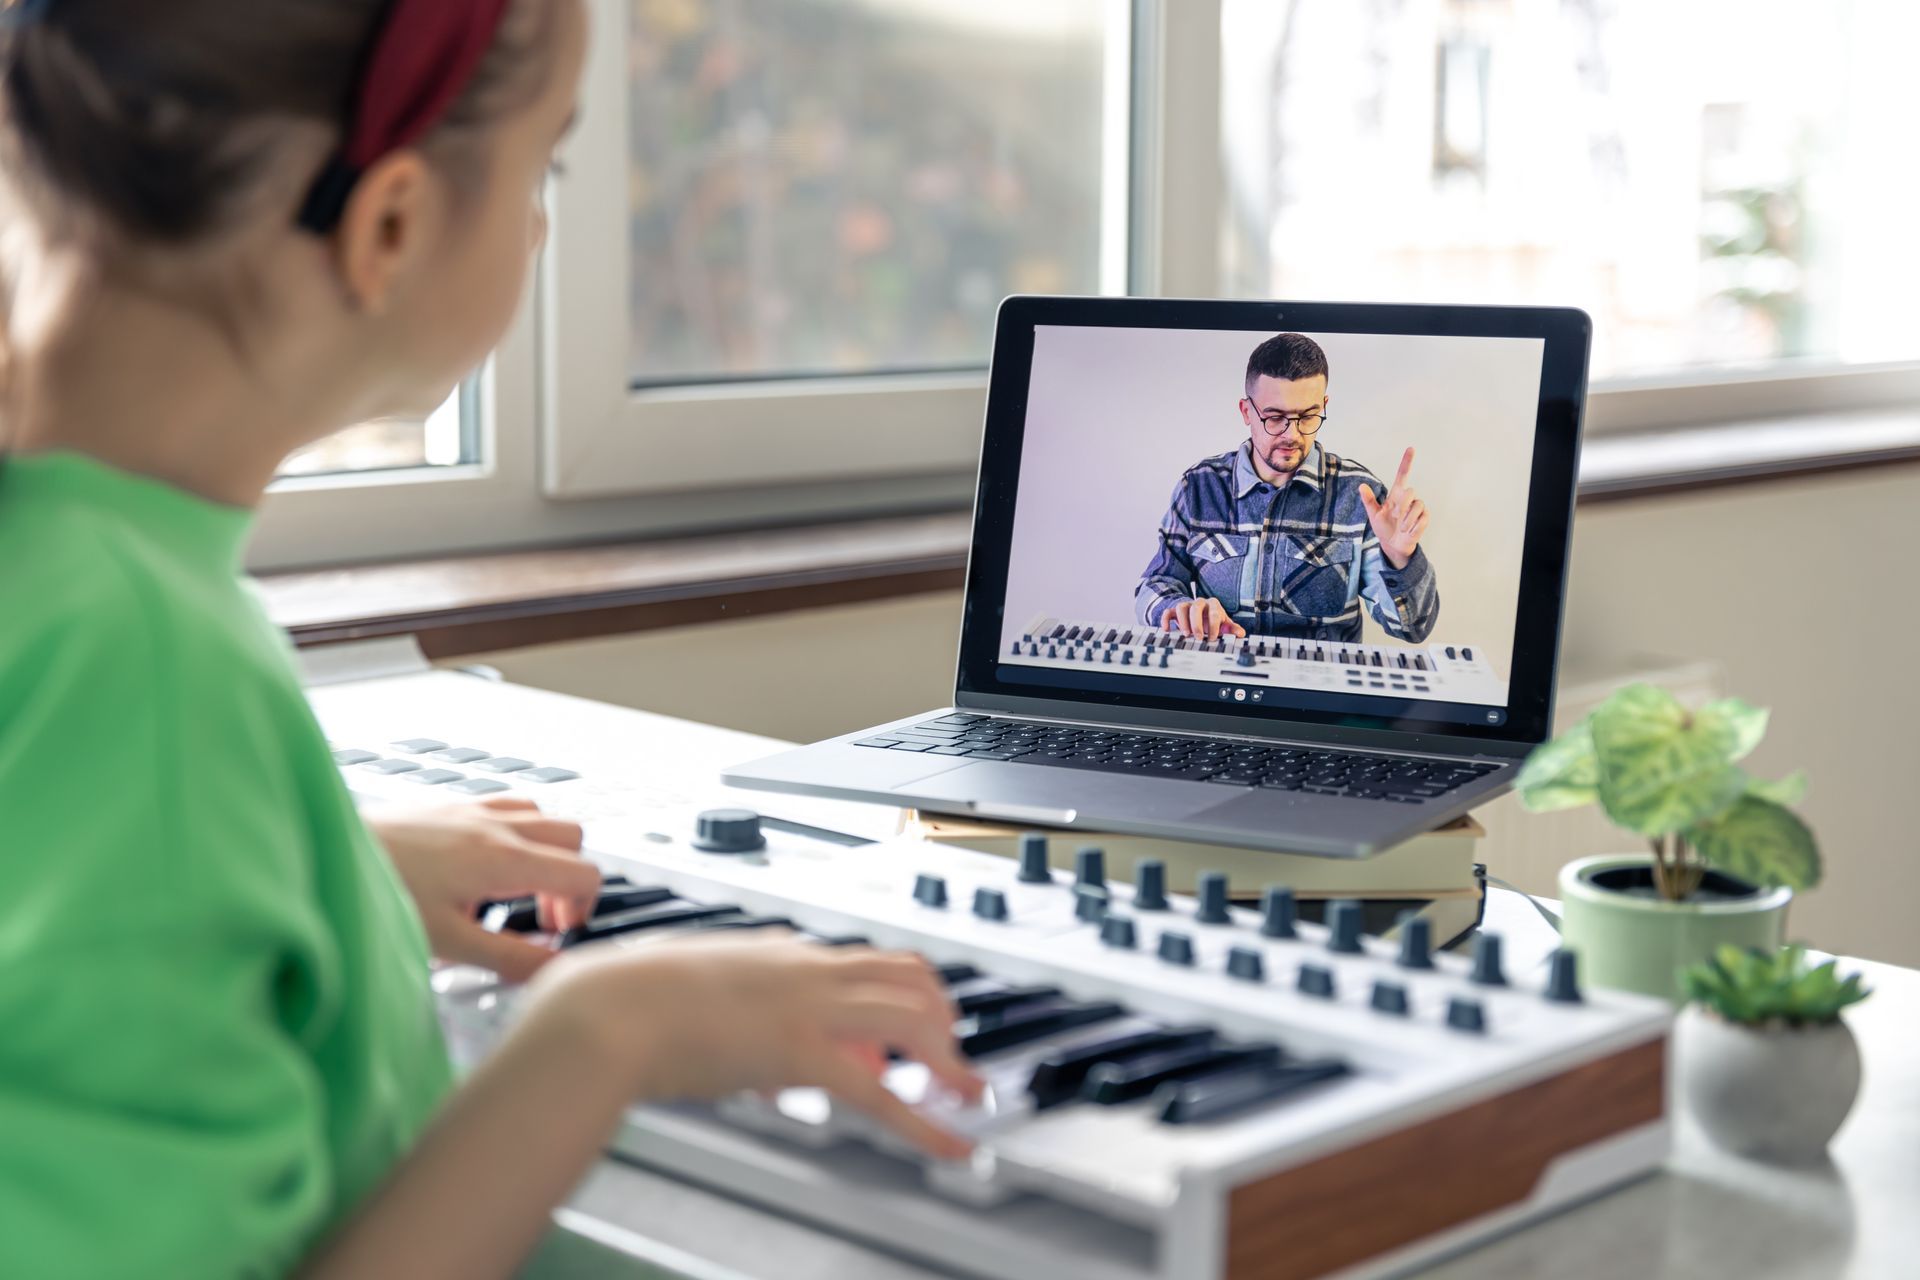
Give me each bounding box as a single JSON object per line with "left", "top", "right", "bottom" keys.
{"left": 1558, "top": 854, "right": 1792, "bottom": 1003}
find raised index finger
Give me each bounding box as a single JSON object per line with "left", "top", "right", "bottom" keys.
{"left": 1392, "top": 446, "right": 1415, "bottom": 491}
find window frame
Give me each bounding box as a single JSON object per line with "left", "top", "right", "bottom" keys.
{"left": 248, "top": 0, "right": 1920, "bottom": 574}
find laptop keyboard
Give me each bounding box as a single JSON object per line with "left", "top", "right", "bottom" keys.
{"left": 853, "top": 716, "right": 1500, "bottom": 803}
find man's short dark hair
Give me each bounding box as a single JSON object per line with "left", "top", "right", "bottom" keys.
{"left": 1245, "top": 333, "right": 1329, "bottom": 399}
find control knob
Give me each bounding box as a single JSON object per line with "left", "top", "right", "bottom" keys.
{"left": 692, "top": 808, "right": 766, "bottom": 854}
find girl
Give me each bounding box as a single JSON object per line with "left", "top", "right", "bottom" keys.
{"left": 0, "top": 2, "right": 978, "bottom": 1276}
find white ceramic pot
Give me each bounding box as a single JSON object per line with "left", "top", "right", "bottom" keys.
{"left": 1674, "top": 1004, "right": 1863, "bottom": 1164}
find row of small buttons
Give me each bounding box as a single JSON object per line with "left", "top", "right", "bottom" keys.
{"left": 330, "top": 738, "right": 580, "bottom": 794}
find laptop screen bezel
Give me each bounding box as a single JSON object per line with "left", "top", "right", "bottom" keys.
{"left": 952, "top": 295, "right": 1591, "bottom": 756}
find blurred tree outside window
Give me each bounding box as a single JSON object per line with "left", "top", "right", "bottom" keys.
{"left": 1220, "top": 0, "right": 1920, "bottom": 380}
{"left": 626, "top": 0, "right": 1116, "bottom": 384}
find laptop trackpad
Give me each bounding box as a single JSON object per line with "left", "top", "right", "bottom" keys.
{"left": 907, "top": 763, "right": 1220, "bottom": 823}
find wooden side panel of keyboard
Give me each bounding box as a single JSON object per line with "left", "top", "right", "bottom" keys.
{"left": 1225, "top": 1037, "right": 1667, "bottom": 1280}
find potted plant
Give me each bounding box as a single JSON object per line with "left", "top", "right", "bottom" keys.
{"left": 1676, "top": 944, "right": 1870, "bottom": 1163}
{"left": 1515, "top": 683, "right": 1820, "bottom": 1000}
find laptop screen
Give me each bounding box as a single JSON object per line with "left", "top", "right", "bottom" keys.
{"left": 960, "top": 300, "right": 1589, "bottom": 747}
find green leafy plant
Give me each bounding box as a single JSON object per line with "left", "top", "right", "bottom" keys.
{"left": 1516, "top": 683, "right": 1819, "bottom": 900}
{"left": 1681, "top": 944, "right": 1870, "bottom": 1027}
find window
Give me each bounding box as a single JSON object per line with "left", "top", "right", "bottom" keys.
{"left": 535, "top": 0, "right": 1131, "bottom": 499}
{"left": 277, "top": 389, "right": 471, "bottom": 479}
{"left": 1217, "top": 0, "right": 1920, "bottom": 382}
{"left": 627, "top": 0, "right": 1124, "bottom": 385}
{"left": 252, "top": 0, "right": 1920, "bottom": 572}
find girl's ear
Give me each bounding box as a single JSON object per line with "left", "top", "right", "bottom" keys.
{"left": 334, "top": 150, "right": 435, "bottom": 315}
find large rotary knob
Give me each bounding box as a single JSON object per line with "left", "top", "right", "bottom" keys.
{"left": 692, "top": 808, "right": 766, "bottom": 854}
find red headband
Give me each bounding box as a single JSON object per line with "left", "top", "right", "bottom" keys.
{"left": 297, "top": 0, "right": 517, "bottom": 233}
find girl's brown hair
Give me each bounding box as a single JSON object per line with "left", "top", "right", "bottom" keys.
{"left": 0, "top": 0, "right": 553, "bottom": 247}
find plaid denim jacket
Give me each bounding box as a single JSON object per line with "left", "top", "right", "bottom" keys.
{"left": 1134, "top": 442, "right": 1440, "bottom": 644}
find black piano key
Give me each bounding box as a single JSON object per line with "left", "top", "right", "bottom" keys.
{"left": 1082, "top": 1042, "right": 1281, "bottom": 1105}
{"left": 959, "top": 1000, "right": 1126, "bottom": 1057}
{"left": 1414, "top": 654, "right": 1429, "bottom": 670}
{"left": 1102, "top": 628, "right": 1119, "bottom": 644}
{"left": 955, "top": 984, "right": 1062, "bottom": 1016}
{"left": 559, "top": 904, "right": 744, "bottom": 947}
{"left": 816, "top": 934, "right": 872, "bottom": 948}
{"left": 691, "top": 916, "right": 794, "bottom": 934}
{"left": 1027, "top": 1026, "right": 1216, "bottom": 1110}
{"left": 1155, "top": 1059, "right": 1350, "bottom": 1125}
{"left": 1119, "top": 630, "right": 1134, "bottom": 645}
{"left": 481, "top": 897, "right": 541, "bottom": 933}
{"left": 596, "top": 885, "right": 677, "bottom": 915}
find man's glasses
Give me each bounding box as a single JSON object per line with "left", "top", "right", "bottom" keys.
{"left": 1249, "top": 405, "right": 1327, "bottom": 437}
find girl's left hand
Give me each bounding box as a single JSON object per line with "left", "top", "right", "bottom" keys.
{"left": 366, "top": 796, "right": 602, "bottom": 981}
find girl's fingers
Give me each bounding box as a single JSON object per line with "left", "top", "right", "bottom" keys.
{"left": 445, "top": 917, "right": 560, "bottom": 983}
{"left": 483, "top": 842, "right": 603, "bottom": 916}
{"left": 478, "top": 795, "right": 541, "bottom": 814}
{"left": 808, "top": 1047, "right": 974, "bottom": 1162}
{"left": 536, "top": 889, "right": 590, "bottom": 934}
{"left": 823, "top": 989, "right": 957, "bottom": 1045}
{"left": 502, "top": 815, "right": 587, "bottom": 852}
{"left": 824, "top": 991, "right": 981, "bottom": 1101}
{"left": 831, "top": 949, "right": 949, "bottom": 998}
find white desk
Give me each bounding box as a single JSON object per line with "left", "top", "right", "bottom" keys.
{"left": 305, "top": 668, "right": 1920, "bottom": 1280}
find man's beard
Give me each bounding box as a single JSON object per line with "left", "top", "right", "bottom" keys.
{"left": 1264, "top": 442, "right": 1305, "bottom": 471}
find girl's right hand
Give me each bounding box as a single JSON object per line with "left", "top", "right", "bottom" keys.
{"left": 522, "top": 934, "right": 985, "bottom": 1161}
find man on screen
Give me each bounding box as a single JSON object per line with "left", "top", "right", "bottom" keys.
{"left": 1135, "top": 332, "right": 1440, "bottom": 644}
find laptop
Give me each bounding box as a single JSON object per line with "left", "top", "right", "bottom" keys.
{"left": 724, "top": 296, "right": 1591, "bottom": 858}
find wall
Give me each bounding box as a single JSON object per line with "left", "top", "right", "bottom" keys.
{"left": 467, "top": 466, "right": 1920, "bottom": 967}
{"left": 470, "top": 591, "right": 961, "bottom": 745}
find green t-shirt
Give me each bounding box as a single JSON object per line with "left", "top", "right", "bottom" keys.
{"left": 0, "top": 452, "right": 452, "bottom": 1277}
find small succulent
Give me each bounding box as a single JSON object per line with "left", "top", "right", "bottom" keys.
{"left": 1681, "top": 944, "right": 1870, "bottom": 1027}
{"left": 1516, "top": 683, "right": 1819, "bottom": 901}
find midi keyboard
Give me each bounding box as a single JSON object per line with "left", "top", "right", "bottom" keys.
{"left": 434, "top": 811, "right": 1669, "bottom": 1280}
{"left": 313, "top": 673, "right": 1668, "bottom": 1280}
{"left": 1011, "top": 617, "right": 1507, "bottom": 708}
